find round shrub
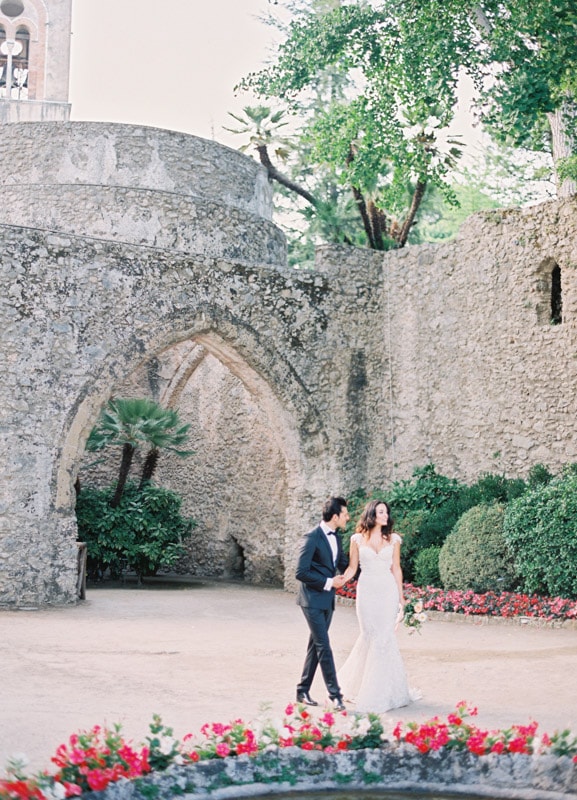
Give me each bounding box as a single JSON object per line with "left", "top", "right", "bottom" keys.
{"left": 413, "top": 545, "right": 442, "bottom": 587}
{"left": 503, "top": 470, "right": 577, "bottom": 598}
{"left": 439, "top": 503, "right": 518, "bottom": 593}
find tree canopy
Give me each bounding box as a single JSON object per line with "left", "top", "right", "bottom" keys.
{"left": 235, "top": 0, "right": 577, "bottom": 254}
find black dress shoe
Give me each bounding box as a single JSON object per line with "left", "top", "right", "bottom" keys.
{"left": 330, "top": 696, "right": 346, "bottom": 712}
{"left": 296, "top": 690, "right": 319, "bottom": 706}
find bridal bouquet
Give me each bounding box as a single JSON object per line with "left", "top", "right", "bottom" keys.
{"left": 402, "top": 598, "right": 427, "bottom": 634}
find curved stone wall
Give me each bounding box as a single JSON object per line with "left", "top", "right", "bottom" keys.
{"left": 85, "top": 746, "right": 577, "bottom": 800}
{"left": 0, "top": 122, "right": 285, "bottom": 264}
{"left": 0, "top": 184, "right": 286, "bottom": 265}
{"left": 0, "top": 122, "right": 274, "bottom": 218}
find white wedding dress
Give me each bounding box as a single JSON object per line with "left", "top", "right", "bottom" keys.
{"left": 338, "top": 532, "right": 414, "bottom": 714}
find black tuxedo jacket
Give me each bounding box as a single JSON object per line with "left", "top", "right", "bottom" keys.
{"left": 295, "top": 524, "right": 348, "bottom": 610}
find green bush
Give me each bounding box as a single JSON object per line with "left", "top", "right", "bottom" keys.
{"left": 439, "top": 503, "right": 518, "bottom": 593}
{"left": 416, "top": 472, "right": 526, "bottom": 547}
{"left": 76, "top": 482, "right": 195, "bottom": 581}
{"left": 414, "top": 545, "right": 442, "bottom": 587}
{"left": 387, "top": 464, "right": 461, "bottom": 516}
{"left": 503, "top": 470, "right": 577, "bottom": 598}
{"left": 472, "top": 472, "right": 527, "bottom": 503}
{"left": 394, "top": 511, "right": 426, "bottom": 582}
{"left": 527, "top": 462, "right": 554, "bottom": 488}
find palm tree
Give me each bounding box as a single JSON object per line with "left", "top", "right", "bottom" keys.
{"left": 139, "top": 408, "right": 193, "bottom": 488}
{"left": 86, "top": 398, "right": 192, "bottom": 507}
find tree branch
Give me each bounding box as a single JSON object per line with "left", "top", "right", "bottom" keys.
{"left": 351, "top": 185, "right": 376, "bottom": 249}
{"left": 255, "top": 144, "right": 319, "bottom": 207}
{"left": 367, "top": 200, "right": 386, "bottom": 250}
{"left": 397, "top": 179, "right": 427, "bottom": 247}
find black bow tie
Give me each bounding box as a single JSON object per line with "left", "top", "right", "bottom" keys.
{"left": 326, "top": 529, "right": 336, "bottom": 536}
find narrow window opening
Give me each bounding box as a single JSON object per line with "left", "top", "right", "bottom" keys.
{"left": 551, "top": 265, "right": 562, "bottom": 325}
{"left": 225, "top": 536, "right": 245, "bottom": 580}
{"left": 0, "top": 24, "right": 28, "bottom": 98}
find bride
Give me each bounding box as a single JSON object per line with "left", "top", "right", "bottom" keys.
{"left": 338, "top": 499, "right": 416, "bottom": 713}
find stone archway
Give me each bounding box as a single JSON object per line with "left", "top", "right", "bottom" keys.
{"left": 69, "top": 329, "right": 324, "bottom": 589}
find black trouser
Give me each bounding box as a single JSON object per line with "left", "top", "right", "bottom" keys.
{"left": 297, "top": 605, "right": 341, "bottom": 700}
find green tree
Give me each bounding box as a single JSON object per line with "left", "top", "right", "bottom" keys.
{"left": 86, "top": 398, "right": 192, "bottom": 507}
{"left": 238, "top": 1, "right": 470, "bottom": 249}
{"left": 237, "top": 0, "right": 577, "bottom": 256}
{"left": 476, "top": 0, "right": 577, "bottom": 196}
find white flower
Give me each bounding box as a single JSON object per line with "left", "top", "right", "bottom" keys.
{"left": 6, "top": 754, "right": 30, "bottom": 774}
{"left": 41, "top": 781, "right": 67, "bottom": 800}
{"left": 414, "top": 601, "right": 423, "bottom": 614}
{"left": 158, "top": 735, "right": 178, "bottom": 755}
{"left": 353, "top": 717, "right": 371, "bottom": 736}
{"left": 403, "top": 123, "right": 423, "bottom": 140}
{"left": 417, "top": 613, "right": 427, "bottom": 623}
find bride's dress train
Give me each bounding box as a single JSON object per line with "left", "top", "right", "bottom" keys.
{"left": 338, "top": 533, "right": 419, "bottom": 714}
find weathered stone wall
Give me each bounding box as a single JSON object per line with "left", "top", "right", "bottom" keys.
{"left": 83, "top": 745, "right": 577, "bottom": 800}
{"left": 381, "top": 200, "right": 577, "bottom": 482}
{"left": 1, "top": 119, "right": 577, "bottom": 607}
{"left": 0, "top": 122, "right": 275, "bottom": 220}
{"left": 0, "top": 209, "right": 386, "bottom": 607}
{"left": 84, "top": 346, "right": 289, "bottom": 585}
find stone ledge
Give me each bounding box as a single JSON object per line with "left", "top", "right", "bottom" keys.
{"left": 85, "top": 745, "right": 577, "bottom": 800}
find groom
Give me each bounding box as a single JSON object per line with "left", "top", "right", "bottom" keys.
{"left": 295, "top": 496, "right": 349, "bottom": 711}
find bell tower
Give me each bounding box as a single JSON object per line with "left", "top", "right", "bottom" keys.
{"left": 0, "top": 0, "right": 71, "bottom": 122}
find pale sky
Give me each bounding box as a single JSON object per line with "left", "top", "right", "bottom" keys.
{"left": 68, "top": 0, "right": 486, "bottom": 162}
{"left": 69, "top": 0, "right": 276, "bottom": 149}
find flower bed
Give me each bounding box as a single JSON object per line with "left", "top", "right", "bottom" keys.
{"left": 337, "top": 582, "right": 577, "bottom": 622}
{"left": 2, "top": 704, "right": 577, "bottom": 799}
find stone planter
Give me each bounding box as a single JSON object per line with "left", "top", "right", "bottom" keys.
{"left": 85, "top": 744, "right": 577, "bottom": 800}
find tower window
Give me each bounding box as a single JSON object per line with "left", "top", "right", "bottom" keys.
{"left": 551, "top": 264, "right": 562, "bottom": 325}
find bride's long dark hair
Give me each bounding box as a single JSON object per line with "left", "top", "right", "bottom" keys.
{"left": 356, "top": 499, "right": 394, "bottom": 540}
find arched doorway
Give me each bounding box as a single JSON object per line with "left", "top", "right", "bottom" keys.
{"left": 57, "top": 328, "right": 331, "bottom": 593}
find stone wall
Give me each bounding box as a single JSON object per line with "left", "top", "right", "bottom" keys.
{"left": 382, "top": 200, "right": 577, "bottom": 482}
{"left": 0, "top": 218, "right": 386, "bottom": 607}
{"left": 1, "top": 120, "right": 577, "bottom": 607}
{"left": 83, "top": 746, "right": 577, "bottom": 800}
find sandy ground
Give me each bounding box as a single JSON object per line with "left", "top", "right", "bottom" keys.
{"left": 1, "top": 579, "right": 576, "bottom": 776}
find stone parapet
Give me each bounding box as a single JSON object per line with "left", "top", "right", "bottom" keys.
{"left": 82, "top": 746, "right": 577, "bottom": 799}
{"left": 0, "top": 184, "right": 286, "bottom": 265}
{"left": 0, "top": 122, "right": 274, "bottom": 219}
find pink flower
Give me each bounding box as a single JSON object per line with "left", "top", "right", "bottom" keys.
{"left": 215, "top": 743, "right": 230, "bottom": 758}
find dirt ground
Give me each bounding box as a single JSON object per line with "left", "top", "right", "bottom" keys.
{"left": 1, "top": 579, "right": 576, "bottom": 775}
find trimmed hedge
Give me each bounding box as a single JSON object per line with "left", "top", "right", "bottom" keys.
{"left": 439, "top": 503, "right": 518, "bottom": 593}
{"left": 503, "top": 469, "right": 577, "bottom": 599}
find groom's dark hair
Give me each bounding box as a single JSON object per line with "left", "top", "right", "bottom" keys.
{"left": 322, "top": 496, "right": 348, "bottom": 521}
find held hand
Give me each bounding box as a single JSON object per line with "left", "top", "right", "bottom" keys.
{"left": 333, "top": 575, "right": 347, "bottom": 589}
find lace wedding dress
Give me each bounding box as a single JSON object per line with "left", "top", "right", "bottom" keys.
{"left": 338, "top": 532, "right": 414, "bottom": 714}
